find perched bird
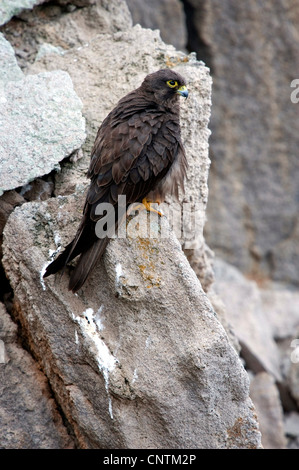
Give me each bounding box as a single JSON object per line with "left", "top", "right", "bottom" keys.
{"left": 44, "top": 69, "right": 188, "bottom": 292}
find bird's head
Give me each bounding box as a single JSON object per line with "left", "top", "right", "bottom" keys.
{"left": 140, "top": 69, "right": 188, "bottom": 107}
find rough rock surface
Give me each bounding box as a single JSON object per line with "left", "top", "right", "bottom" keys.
{"left": 29, "top": 24, "right": 213, "bottom": 290}
{"left": 198, "top": 0, "right": 299, "bottom": 286}
{"left": 213, "top": 258, "right": 299, "bottom": 448}
{"left": 0, "top": 33, "right": 86, "bottom": 196}
{"left": 260, "top": 287, "right": 299, "bottom": 340}
{"left": 0, "top": 0, "right": 44, "bottom": 25}
{"left": 1, "top": 0, "right": 132, "bottom": 71}
{"left": 213, "top": 259, "right": 282, "bottom": 381}
{"left": 250, "top": 372, "right": 286, "bottom": 449}
{"left": 0, "top": 32, "right": 23, "bottom": 81}
{"left": 0, "top": 0, "right": 264, "bottom": 448}
{"left": 3, "top": 197, "right": 261, "bottom": 448}
{"left": 0, "top": 302, "right": 74, "bottom": 448}
{"left": 126, "top": 0, "right": 187, "bottom": 52}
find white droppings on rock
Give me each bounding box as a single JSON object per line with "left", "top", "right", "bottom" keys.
{"left": 108, "top": 397, "right": 114, "bottom": 420}
{"left": 73, "top": 308, "right": 117, "bottom": 420}
{"left": 115, "top": 262, "right": 124, "bottom": 296}
{"left": 115, "top": 263, "right": 123, "bottom": 285}
{"left": 54, "top": 232, "right": 61, "bottom": 247}
{"left": 145, "top": 336, "right": 152, "bottom": 349}
{"left": 95, "top": 305, "right": 104, "bottom": 331}
{"left": 132, "top": 368, "right": 138, "bottom": 383}
{"left": 39, "top": 262, "right": 48, "bottom": 291}
{"left": 40, "top": 230, "right": 62, "bottom": 290}
{"left": 75, "top": 329, "right": 79, "bottom": 345}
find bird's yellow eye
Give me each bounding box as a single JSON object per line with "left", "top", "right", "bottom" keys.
{"left": 167, "top": 80, "right": 178, "bottom": 88}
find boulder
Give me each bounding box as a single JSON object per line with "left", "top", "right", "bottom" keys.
{"left": 195, "top": 0, "right": 299, "bottom": 286}
{"left": 0, "top": 33, "right": 86, "bottom": 196}
{"left": 0, "top": 302, "right": 73, "bottom": 448}
{"left": 213, "top": 259, "right": 281, "bottom": 381}
{"left": 250, "top": 372, "right": 286, "bottom": 449}
{"left": 1, "top": 0, "right": 132, "bottom": 70}
{"left": 0, "top": 0, "right": 45, "bottom": 25}
{"left": 29, "top": 24, "right": 213, "bottom": 288}
{"left": 126, "top": 0, "right": 187, "bottom": 52}
{"left": 3, "top": 197, "right": 261, "bottom": 448}
{"left": 260, "top": 286, "right": 299, "bottom": 340}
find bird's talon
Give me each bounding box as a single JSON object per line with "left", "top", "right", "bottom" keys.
{"left": 141, "top": 198, "right": 163, "bottom": 216}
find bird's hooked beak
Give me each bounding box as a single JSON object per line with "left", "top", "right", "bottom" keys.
{"left": 177, "top": 85, "right": 188, "bottom": 98}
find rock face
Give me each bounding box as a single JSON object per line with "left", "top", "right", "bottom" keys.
{"left": 213, "top": 259, "right": 282, "bottom": 382}
{"left": 0, "top": 0, "right": 44, "bottom": 25}
{"left": 0, "top": 0, "right": 262, "bottom": 449}
{"left": 3, "top": 198, "right": 261, "bottom": 448}
{"left": 0, "top": 303, "right": 74, "bottom": 448}
{"left": 126, "top": 0, "right": 187, "bottom": 52}
{"left": 212, "top": 258, "right": 299, "bottom": 448}
{"left": 1, "top": 0, "right": 132, "bottom": 71}
{"left": 29, "top": 24, "right": 213, "bottom": 290}
{"left": 198, "top": 0, "right": 299, "bottom": 286}
{"left": 123, "top": 0, "right": 299, "bottom": 448}
{"left": 2, "top": 0, "right": 299, "bottom": 452}
{"left": 0, "top": 33, "right": 86, "bottom": 196}
{"left": 250, "top": 372, "right": 286, "bottom": 449}
{"left": 131, "top": 0, "right": 299, "bottom": 285}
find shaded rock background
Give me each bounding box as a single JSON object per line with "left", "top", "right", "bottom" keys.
{"left": 0, "top": 0, "right": 298, "bottom": 450}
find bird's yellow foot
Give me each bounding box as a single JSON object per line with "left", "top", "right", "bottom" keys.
{"left": 141, "top": 198, "right": 163, "bottom": 216}
{"left": 127, "top": 198, "right": 163, "bottom": 216}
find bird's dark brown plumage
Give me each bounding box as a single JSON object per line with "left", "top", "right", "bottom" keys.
{"left": 44, "top": 69, "right": 188, "bottom": 292}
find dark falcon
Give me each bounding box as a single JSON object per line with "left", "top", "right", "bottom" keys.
{"left": 44, "top": 69, "right": 189, "bottom": 292}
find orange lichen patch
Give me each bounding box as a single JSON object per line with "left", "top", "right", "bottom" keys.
{"left": 165, "top": 55, "right": 189, "bottom": 68}
{"left": 136, "top": 237, "right": 161, "bottom": 288}
{"left": 227, "top": 417, "right": 259, "bottom": 449}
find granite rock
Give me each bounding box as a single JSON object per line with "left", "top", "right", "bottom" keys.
{"left": 0, "top": 302, "right": 74, "bottom": 448}
{"left": 250, "top": 372, "right": 286, "bottom": 449}
{"left": 0, "top": 0, "right": 45, "bottom": 26}
{"left": 0, "top": 33, "right": 86, "bottom": 196}
{"left": 3, "top": 197, "right": 261, "bottom": 448}
{"left": 213, "top": 259, "right": 282, "bottom": 381}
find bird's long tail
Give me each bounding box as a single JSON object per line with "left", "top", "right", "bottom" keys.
{"left": 43, "top": 210, "right": 121, "bottom": 293}
{"left": 68, "top": 210, "right": 122, "bottom": 292}
{"left": 43, "top": 211, "right": 93, "bottom": 277}
{"left": 68, "top": 236, "right": 110, "bottom": 292}
{"left": 43, "top": 240, "right": 75, "bottom": 278}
